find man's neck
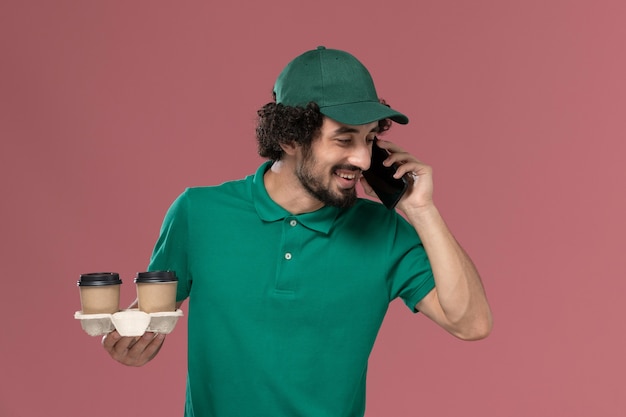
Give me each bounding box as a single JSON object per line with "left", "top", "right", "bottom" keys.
{"left": 263, "top": 161, "right": 325, "bottom": 215}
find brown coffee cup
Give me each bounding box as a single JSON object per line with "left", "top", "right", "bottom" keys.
{"left": 78, "top": 272, "right": 122, "bottom": 314}
{"left": 134, "top": 271, "right": 178, "bottom": 313}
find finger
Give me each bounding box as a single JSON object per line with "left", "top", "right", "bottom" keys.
{"left": 385, "top": 154, "right": 416, "bottom": 170}
{"left": 112, "top": 335, "right": 140, "bottom": 354}
{"left": 375, "top": 139, "right": 424, "bottom": 166}
{"left": 102, "top": 331, "right": 138, "bottom": 363}
{"left": 102, "top": 330, "right": 121, "bottom": 351}
{"left": 375, "top": 138, "right": 404, "bottom": 154}
{"left": 143, "top": 333, "right": 166, "bottom": 361}
{"left": 359, "top": 176, "right": 376, "bottom": 198}
{"left": 132, "top": 333, "right": 166, "bottom": 365}
{"left": 377, "top": 147, "right": 419, "bottom": 170}
{"left": 374, "top": 140, "right": 407, "bottom": 165}
{"left": 394, "top": 162, "right": 431, "bottom": 180}
{"left": 125, "top": 332, "right": 165, "bottom": 363}
{"left": 127, "top": 332, "right": 157, "bottom": 354}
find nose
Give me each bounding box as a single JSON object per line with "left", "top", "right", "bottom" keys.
{"left": 348, "top": 142, "right": 372, "bottom": 171}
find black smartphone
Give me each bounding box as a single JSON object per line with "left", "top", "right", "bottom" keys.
{"left": 362, "top": 139, "right": 408, "bottom": 209}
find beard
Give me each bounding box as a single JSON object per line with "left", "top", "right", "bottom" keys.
{"left": 296, "top": 150, "right": 359, "bottom": 209}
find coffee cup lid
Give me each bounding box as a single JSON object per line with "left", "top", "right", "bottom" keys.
{"left": 134, "top": 270, "right": 178, "bottom": 283}
{"left": 78, "top": 272, "right": 123, "bottom": 287}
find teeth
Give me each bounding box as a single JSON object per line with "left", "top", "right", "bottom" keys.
{"left": 337, "top": 172, "right": 356, "bottom": 180}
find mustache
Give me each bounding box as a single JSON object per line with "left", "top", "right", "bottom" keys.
{"left": 333, "top": 164, "right": 362, "bottom": 172}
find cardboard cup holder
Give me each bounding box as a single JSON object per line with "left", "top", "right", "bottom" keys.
{"left": 74, "top": 309, "right": 183, "bottom": 336}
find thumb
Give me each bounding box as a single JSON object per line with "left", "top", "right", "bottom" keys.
{"left": 359, "top": 176, "right": 376, "bottom": 198}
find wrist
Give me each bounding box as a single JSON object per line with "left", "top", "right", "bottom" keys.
{"left": 402, "top": 203, "right": 441, "bottom": 229}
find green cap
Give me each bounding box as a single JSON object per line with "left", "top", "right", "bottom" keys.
{"left": 274, "top": 46, "right": 409, "bottom": 125}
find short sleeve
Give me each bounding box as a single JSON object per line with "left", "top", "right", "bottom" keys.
{"left": 387, "top": 215, "right": 435, "bottom": 313}
{"left": 147, "top": 189, "right": 191, "bottom": 302}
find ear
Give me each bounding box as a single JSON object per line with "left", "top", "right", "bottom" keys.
{"left": 279, "top": 140, "right": 299, "bottom": 156}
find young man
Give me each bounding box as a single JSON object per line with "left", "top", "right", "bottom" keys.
{"left": 103, "top": 46, "right": 492, "bottom": 417}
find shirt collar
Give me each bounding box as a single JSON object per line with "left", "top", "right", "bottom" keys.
{"left": 251, "top": 161, "right": 340, "bottom": 235}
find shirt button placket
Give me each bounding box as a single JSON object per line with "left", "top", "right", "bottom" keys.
{"left": 286, "top": 218, "right": 297, "bottom": 260}
{"left": 274, "top": 217, "right": 298, "bottom": 294}
{"left": 285, "top": 219, "right": 296, "bottom": 260}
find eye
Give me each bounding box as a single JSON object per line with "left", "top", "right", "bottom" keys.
{"left": 336, "top": 138, "right": 352, "bottom": 144}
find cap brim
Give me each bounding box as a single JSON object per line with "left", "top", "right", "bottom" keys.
{"left": 320, "top": 101, "right": 409, "bottom": 125}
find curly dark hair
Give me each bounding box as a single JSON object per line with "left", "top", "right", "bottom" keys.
{"left": 256, "top": 95, "right": 393, "bottom": 161}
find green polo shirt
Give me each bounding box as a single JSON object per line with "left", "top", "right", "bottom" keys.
{"left": 148, "top": 161, "right": 434, "bottom": 417}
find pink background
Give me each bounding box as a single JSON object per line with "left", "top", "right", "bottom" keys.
{"left": 2, "top": 1, "right": 625, "bottom": 416}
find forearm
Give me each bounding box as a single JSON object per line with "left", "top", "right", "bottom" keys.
{"left": 371, "top": 139, "right": 491, "bottom": 338}
{"left": 405, "top": 204, "right": 492, "bottom": 337}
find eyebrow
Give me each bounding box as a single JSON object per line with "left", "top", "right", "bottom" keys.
{"left": 333, "top": 125, "right": 380, "bottom": 135}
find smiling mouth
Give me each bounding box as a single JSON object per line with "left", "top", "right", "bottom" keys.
{"left": 336, "top": 172, "right": 358, "bottom": 180}
{"left": 334, "top": 169, "right": 362, "bottom": 188}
